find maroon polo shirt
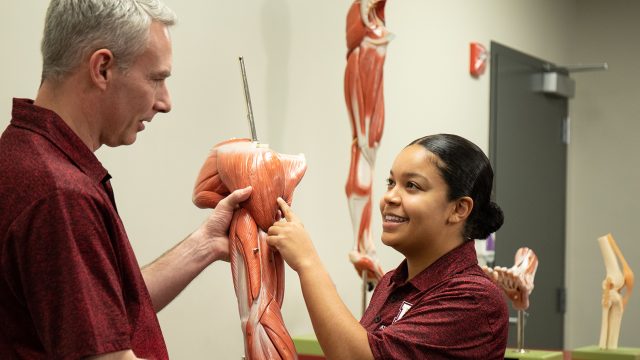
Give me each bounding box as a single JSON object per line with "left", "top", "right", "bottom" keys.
{"left": 361, "top": 240, "right": 508, "bottom": 360}
{"left": 0, "top": 99, "right": 168, "bottom": 359}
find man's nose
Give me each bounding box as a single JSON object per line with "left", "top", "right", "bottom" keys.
{"left": 154, "top": 84, "right": 172, "bottom": 113}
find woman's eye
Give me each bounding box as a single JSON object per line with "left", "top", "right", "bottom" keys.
{"left": 406, "top": 182, "right": 419, "bottom": 190}
{"left": 385, "top": 178, "right": 395, "bottom": 187}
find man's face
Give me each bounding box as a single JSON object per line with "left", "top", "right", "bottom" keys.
{"left": 102, "top": 21, "right": 173, "bottom": 147}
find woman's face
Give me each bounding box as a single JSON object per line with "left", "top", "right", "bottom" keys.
{"left": 379, "top": 145, "right": 456, "bottom": 255}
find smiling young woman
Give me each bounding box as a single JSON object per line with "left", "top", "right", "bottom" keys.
{"left": 267, "top": 133, "right": 509, "bottom": 360}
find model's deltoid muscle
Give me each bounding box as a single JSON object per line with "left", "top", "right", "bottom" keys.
{"left": 344, "top": 0, "right": 393, "bottom": 285}
{"left": 483, "top": 247, "right": 539, "bottom": 311}
{"left": 193, "top": 138, "right": 306, "bottom": 360}
{"left": 598, "top": 233, "right": 634, "bottom": 350}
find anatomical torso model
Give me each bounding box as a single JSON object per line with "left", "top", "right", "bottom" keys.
{"left": 483, "top": 247, "right": 539, "bottom": 311}
{"left": 344, "top": 0, "right": 393, "bottom": 285}
{"left": 598, "top": 233, "right": 634, "bottom": 350}
{"left": 193, "top": 138, "right": 306, "bottom": 360}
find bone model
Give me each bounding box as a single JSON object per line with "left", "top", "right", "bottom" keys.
{"left": 193, "top": 138, "right": 306, "bottom": 360}
{"left": 483, "top": 247, "right": 539, "bottom": 311}
{"left": 344, "top": 0, "right": 393, "bottom": 285}
{"left": 598, "top": 233, "right": 634, "bottom": 350}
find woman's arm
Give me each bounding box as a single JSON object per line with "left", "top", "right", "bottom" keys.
{"left": 267, "top": 198, "right": 374, "bottom": 360}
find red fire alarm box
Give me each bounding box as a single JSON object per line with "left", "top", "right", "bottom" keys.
{"left": 470, "top": 42, "right": 488, "bottom": 77}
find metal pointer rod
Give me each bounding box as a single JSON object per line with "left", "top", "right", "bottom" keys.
{"left": 239, "top": 57, "right": 258, "bottom": 142}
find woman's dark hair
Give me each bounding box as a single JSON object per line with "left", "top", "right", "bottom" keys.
{"left": 409, "top": 134, "right": 503, "bottom": 239}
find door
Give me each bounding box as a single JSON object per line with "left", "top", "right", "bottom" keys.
{"left": 489, "top": 42, "right": 567, "bottom": 350}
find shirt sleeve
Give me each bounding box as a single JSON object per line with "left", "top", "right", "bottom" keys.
{"left": 367, "top": 277, "right": 507, "bottom": 360}
{"left": 6, "top": 189, "right": 133, "bottom": 359}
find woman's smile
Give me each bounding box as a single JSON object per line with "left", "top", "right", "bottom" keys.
{"left": 382, "top": 213, "right": 408, "bottom": 231}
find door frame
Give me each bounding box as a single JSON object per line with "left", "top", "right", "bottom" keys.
{"left": 488, "top": 41, "right": 568, "bottom": 350}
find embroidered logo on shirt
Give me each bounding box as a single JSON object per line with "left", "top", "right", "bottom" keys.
{"left": 392, "top": 301, "right": 413, "bottom": 323}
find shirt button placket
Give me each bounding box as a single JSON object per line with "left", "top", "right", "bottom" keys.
{"left": 374, "top": 315, "right": 381, "bottom": 323}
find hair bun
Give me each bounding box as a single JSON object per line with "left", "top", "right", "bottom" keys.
{"left": 469, "top": 201, "right": 504, "bottom": 239}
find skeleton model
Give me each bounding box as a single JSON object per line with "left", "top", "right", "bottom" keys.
{"left": 193, "top": 138, "right": 306, "bottom": 360}
{"left": 344, "top": 0, "right": 393, "bottom": 286}
{"left": 483, "top": 247, "right": 539, "bottom": 311}
{"left": 598, "top": 233, "right": 634, "bottom": 350}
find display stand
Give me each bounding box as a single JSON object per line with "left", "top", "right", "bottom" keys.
{"left": 361, "top": 269, "right": 368, "bottom": 317}
{"left": 504, "top": 349, "right": 564, "bottom": 360}
{"left": 503, "top": 310, "right": 563, "bottom": 360}
{"left": 571, "top": 345, "right": 640, "bottom": 360}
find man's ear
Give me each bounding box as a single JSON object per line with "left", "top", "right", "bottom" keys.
{"left": 89, "top": 49, "right": 115, "bottom": 90}
{"left": 448, "top": 196, "right": 473, "bottom": 224}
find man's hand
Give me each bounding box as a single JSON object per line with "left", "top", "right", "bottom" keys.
{"left": 142, "top": 186, "right": 252, "bottom": 312}
{"left": 193, "top": 186, "right": 252, "bottom": 263}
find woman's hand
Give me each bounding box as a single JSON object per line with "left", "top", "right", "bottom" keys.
{"left": 267, "top": 198, "right": 320, "bottom": 273}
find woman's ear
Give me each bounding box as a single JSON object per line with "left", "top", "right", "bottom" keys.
{"left": 88, "top": 49, "right": 115, "bottom": 90}
{"left": 448, "top": 196, "right": 473, "bottom": 224}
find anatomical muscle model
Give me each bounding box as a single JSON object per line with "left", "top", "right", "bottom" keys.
{"left": 344, "top": 0, "right": 393, "bottom": 286}
{"left": 193, "top": 138, "right": 306, "bottom": 360}
{"left": 483, "top": 247, "right": 539, "bottom": 311}
{"left": 597, "top": 233, "right": 634, "bottom": 350}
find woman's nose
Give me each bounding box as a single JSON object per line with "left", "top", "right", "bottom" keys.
{"left": 382, "top": 187, "right": 400, "bottom": 205}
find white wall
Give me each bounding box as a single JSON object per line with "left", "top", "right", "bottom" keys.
{"left": 565, "top": 0, "right": 640, "bottom": 349}
{"left": 3, "top": 1, "right": 637, "bottom": 359}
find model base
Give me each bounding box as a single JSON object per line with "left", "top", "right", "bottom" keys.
{"left": 571, "top": 345, "right": 640, "bottom": 360}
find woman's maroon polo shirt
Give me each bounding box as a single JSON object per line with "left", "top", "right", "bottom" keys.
{"left": 361, "top": 240, "right": 509, "bottom": 359}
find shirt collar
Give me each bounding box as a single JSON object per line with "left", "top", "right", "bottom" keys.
{"left": 11, "top": 98, "right": 109, "bottom": 183}
{"left": 390, "top": 240, "right": 479, "bottom": 291}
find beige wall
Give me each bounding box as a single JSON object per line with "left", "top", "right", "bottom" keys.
{"left": 1, "top": 1, "right": 637, "bottom": 358}
{"left": 565, "top": 0, "right": 640, "bottom": 349}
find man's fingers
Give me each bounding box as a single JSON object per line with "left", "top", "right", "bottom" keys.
{"left": 219, "top": 186, "right": 252, "bottom": 210}
{"left": 232, "top": 186, "right": 253, "bottom": 202}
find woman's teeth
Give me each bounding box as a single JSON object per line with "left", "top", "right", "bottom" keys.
{"left": 385, "top": 215, "right": 407, "bottom": 223}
